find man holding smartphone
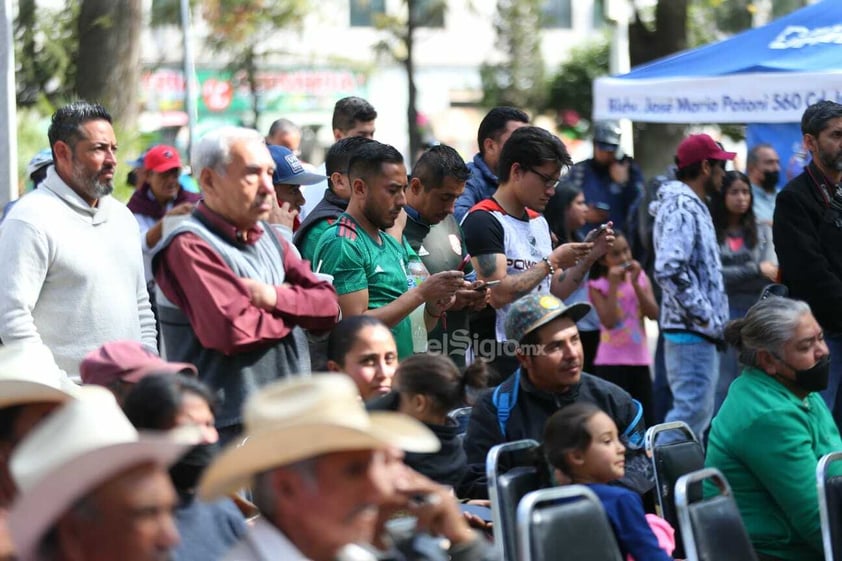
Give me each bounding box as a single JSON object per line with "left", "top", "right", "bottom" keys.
{"left": 558, "top": 120, "right": 644, "bottom": 236}
{"left": 462, "top": 126, "right": 614, "bottom": 382}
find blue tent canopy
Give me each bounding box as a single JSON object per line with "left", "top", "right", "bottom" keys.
{"left": 593, "top": 0, "right": 842, "bottom": 123}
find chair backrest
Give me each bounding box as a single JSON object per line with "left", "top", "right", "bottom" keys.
{"left": 487, "top": 439, "right": 541, "bottom": 561}
{"left": 675, "top": 467, "right": 759, "bottom": 561}
{"left": 644, "top": 421, "right": 705, "bottom": 558}
{"left": 447, "top": 406, "right": 472, "bottom": 438}
{"left": 516, "top": 485, "right": 624, "bottom": 561}
{"left": 817, "top": 451, "right": 842, "bottom": 561}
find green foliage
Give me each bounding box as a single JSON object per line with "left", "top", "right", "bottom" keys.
{"left": 689, "top": 0, "right": 810, "bottom": 47}
{"left": 202, "top": 0, "right": 308, "bottom": 48}
{"left": 480, "top": 0, "right": 547, "bottom": 111}
{"left": 199, "top": 0, "right": 311, "bottom": 127}
{"left": 14, "top": 0, "right": 79, "bottom": 107}
{"left": 150, "top": 0, "right": 199, "bottom": 27}
{"left": 545, "top": 37, "right": 609, "bottom": 129}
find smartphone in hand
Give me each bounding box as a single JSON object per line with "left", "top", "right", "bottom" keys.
{"left": 474, "top": 280, "right": 501, "bottom": 291}
{"left": 584, "top": 223, "right": 609, "bottom": 243}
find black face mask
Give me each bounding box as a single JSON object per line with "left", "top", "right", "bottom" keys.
{"left": 170, "top": 442, "right": 219, "bottom": 492}
{"left": 778, "top": 355, "right": 831, "bottom": 393}
{"left": 761, "top": 170, "right": 780, "bottom": 191}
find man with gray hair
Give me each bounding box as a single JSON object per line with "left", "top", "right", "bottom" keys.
{"left": 199, "top": 374, "right": 496, "bottom": 561}
{"left": 0, "top": 101, "right": 157, "bottom": 376}
{"left": 775, "top": 99, "right": 842, "bottom": 430}
{"left": 153, "top": 126, "right": 340, "bottom": 443}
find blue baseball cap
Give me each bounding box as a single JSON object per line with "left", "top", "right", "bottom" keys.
{"left": 268, "top": 145, "right": 325, "bottom": 186}
{"left": 126, "top": 150, "right": 148, "bottom": 169}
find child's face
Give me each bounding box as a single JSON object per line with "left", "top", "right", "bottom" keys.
{"left": 581, "top": 411, "right": 626, "bottom": 482}
{"left": 601, "top": 234, "right": 631, "bottom": 269}
{"left": 565, "top": 193, "right": 588, "bottom": 230}
{"left": 724, "top": 179, "right": 751, "bottom": 217}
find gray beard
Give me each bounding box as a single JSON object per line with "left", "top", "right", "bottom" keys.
{"left": 71, "top": 165, "right": 113, "bottom": 201}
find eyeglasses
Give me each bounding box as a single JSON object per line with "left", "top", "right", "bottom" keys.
{"left": 526, "top": 167, "right": 560, "bottom": 189}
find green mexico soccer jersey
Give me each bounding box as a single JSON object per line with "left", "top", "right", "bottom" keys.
{"left": 313, "top": 213, "right": 414, "bottom": 358}
{"left": 299, "top": 218, "right": 331, "bottom": 264}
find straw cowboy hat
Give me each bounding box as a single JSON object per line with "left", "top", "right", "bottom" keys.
{"left": 199, "top": 374, "right": 440, "bottom": 501}
{"left": 0, "top": 340, "right": 79, "bottom": 408}
{"left": 9, "top": 386, "right": 198, "bottom": 561}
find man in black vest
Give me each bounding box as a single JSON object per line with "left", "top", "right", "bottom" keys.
{"left": 403, "top": 145, "right": 488, "bottom": 367}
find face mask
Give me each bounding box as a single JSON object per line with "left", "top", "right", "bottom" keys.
{"left": 169, "top": 442, "right": 219, "bottom": 491}
{"left": 778, "top": 354, "right": 831, "bottom": 393}
{"left": 761, "top": 170, "right": 780, "bottom": 191}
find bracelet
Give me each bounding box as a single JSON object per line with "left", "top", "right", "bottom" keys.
{"left": 542, "top": 257, "right": 556, "bottom": 277}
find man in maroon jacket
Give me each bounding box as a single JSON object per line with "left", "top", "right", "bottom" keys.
{"left": 153, "top": 126, "right": 340, "bottom": 444}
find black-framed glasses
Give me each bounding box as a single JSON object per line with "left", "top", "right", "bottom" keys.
{"left": 526, "top": 167, "right": 560, "bottom": 189}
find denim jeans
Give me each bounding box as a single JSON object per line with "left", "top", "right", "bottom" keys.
{"left": 652, "top": 333, "right": 672, "bottom": 424}
{"left": 664, "top": 338, "right": 720, "bottom": 442}
{"left": 821, "top": 333, "right": 842, "bottom": 431}
{"left": 714, "top": 305, "right": 750, "bottom": 415}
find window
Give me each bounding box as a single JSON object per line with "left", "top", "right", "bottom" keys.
{"left": 412, "top": 0, "right": 444, "bottom": 28}
{"left": 541, "top": 0, "right": 572, "bottom": 29}
{"left": 593, "top": 0, "right": 606, "bottom": 29}
{"left": 350, "top": 0, "right": 386, "bottom": 27}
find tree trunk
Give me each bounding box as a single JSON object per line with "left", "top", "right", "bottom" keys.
{"left": 406, "top": 0, "right": 421, "bottom": 163}
{"left": 246, "top": 47, "right": 260, "bottom": 130}
{"left": 75, "top": 0, "right": 142, "bottom": 129}
{"left": 629, "top": 0, "right": 689, "bottom": 179}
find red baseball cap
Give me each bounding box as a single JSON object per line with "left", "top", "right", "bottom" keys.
{"left": 80, "top": 341, "right": 197, "bottom": 386}
{"left": 675, "top": 134, "right": 736, "bottom": 169}
{"left": 143, "top": 145, "right": 183, "bottom": 173}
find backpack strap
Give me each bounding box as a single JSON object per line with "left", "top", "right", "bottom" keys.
{"left": 492, "top": 369, "right": 521, "bottom": 438}
{"left": 621, "top": 399, "right": 645, "bottom": 448}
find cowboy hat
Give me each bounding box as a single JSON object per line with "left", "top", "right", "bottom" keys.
{"left": 0, "top": 340, "right": 79, "bottom": 408}
{"left": 199, "top": 374, "right": 440, "bottom": 501}
{"left": 9, "top": 386, "right": 198, "bottom": 560}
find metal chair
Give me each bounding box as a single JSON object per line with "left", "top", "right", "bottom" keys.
{"left": 446, "top": 406, "right": 472, "bottom": 439}
{"left": 817, "top": 451, "right": 842, "bottom": 561}
{"left": 644, "top": 420, "right": 705, "bottom": 557}
{"left": 516, "top": 485, "right": 623, "bottom": 561}
{"left": 675, "top": 467, "right": 758, "bottom": 561}
{"left": 486, "top": 439, "right": 541, "bottom": 561}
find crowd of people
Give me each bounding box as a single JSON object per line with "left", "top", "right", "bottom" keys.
{"left": 0, "top": 94, "right": 840, "bottom": 561}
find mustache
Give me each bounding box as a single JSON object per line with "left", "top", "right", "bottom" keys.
{"left": 252, "top": 194, "right": 271, "bottom": 209}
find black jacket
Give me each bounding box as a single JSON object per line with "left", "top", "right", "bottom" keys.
{"left": 458, "top": 370, "right": 653, "bottom": 499}
{"left": 774, "top": 161, "right": 842, "bottom": 333}
{"left": 367, "top": 392, "right": 468, "bottom": 489}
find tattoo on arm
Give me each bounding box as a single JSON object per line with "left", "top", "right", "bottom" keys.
{"left": 508, "top": 264, "right": 549, "bottom": 296}
{"left": 476, "top": 254, "right": 499, "bottom": 278}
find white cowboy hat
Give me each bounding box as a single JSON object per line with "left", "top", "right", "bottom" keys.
{"left": 199, "top": 374, "right": 440, "bottom": 501}
{"left": 0, "top": 340, "right": 79, "bottom": 408}
{"left": 9, "top": 386, "right": 198, "bottom": 561}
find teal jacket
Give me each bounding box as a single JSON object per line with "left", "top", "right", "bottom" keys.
{"left": 705, "top": 367, "right": 842, "bottom": 561}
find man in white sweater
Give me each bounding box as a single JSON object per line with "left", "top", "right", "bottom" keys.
{"left": 0, "top": 101, "right": 157, "bottom": 376}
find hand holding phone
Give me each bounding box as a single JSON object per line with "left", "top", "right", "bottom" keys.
{"left": 584, "top": 223, "right": 609, "bottom": 243}
{"left": 474, "top": 279, "right": 501, "bottom": 291}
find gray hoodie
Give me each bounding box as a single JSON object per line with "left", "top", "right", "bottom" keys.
{"left": 650, "top": 180, "right": 728, "bottom": 341}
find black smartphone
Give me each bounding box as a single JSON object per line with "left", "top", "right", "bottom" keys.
{"left": 474, "top": 280, "right": 501, "bottom": 290}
